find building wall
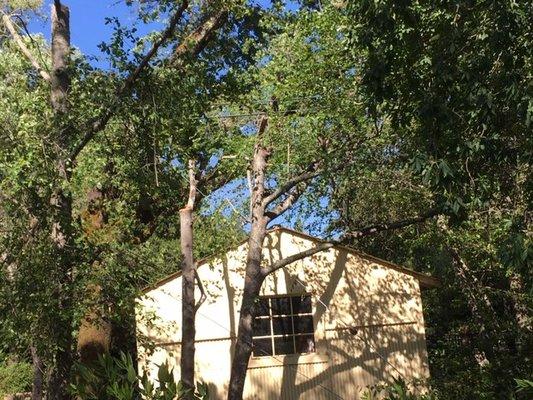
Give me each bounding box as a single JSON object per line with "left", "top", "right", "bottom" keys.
{"left": 136, "top": 229, "right": 430, "bottom": 399}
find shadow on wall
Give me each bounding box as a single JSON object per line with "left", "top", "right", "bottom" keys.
{"left": 137, "top": 230, "right": 429, "bottom": 399}
{"left": 244, "top": 233, "right": 428, "bottom": 399}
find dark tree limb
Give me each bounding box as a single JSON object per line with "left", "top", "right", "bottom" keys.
{"left": 263, "top": 241, "right": 336, "bottom": 276}
{"left": 346, "top": 208, "right": 442, "bottom": 239}
{"left": 68, "top": 1, "right": 190, "bottom": 163}
{"left": 266, "top": 182, "right": 310, "bottom": 221}
{"left": 262, "top": 165, "right": 320, "bottom": 207}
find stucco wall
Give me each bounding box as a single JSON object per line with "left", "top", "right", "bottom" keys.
{"left": 136, "top": 229, "right": 430, "bottom": 399}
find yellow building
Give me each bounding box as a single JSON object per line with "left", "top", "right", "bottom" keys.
{"left": 136, "top": 227, "right": 438, "bottom": 399}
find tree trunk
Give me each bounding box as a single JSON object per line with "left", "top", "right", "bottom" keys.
{"left": 228, "top": 260, "right": 264, "bottom": 400}
{"left": 47, "top": 3, "right": 75, "bottom": 399}
{"left": 180, "top": 160, "right": 197, "bottom": 396}
{"left": 509, "top": 273, "right": 530, "bottom": 331}
{"left": 227, "top": 142, "right": 270, "bottom": 400}
{"left": 77, "top": 188, "right": 111, "bottom": 365}
{"left": 180, "top": 206, "right": 196, "bottom": 393}
{"left": 30, "top": 346, "right": 43, "bottom": 400}
{"left": 50, "top": 1, "right": 70, "bottom": 114}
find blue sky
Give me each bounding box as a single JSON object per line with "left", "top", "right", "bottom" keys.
{"left": 28, "top": 1, "right": 299, "bottom": 68}
{"left": 26, "top": 1, "right": 334, "bottom": 237}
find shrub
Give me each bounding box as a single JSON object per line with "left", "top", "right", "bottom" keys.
{"left": 515, "top": 378, "right": 533, "bottom": 399}
{"left": 0, "top": 355, "right": 32, "bottom": 399}
{"left": 70, "top": 352, "right": 208, "bottom": 400}
{"left": 362, "top": 378, "right": 438, "bottom": 400}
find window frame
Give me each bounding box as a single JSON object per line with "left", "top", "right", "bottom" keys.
{"left": 251, "top": 293, "right": 316, "bottom": 358}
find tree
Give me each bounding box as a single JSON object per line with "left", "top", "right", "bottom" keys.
{"left": 222, "top": 3, "right": 453, "bottom": 396}
{"left": 342, "top": 1, "right": 532, "bottom": 397}
{"left": 0, "top": 0, "right": 267, "bottom": 398}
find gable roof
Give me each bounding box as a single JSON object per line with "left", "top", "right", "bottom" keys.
{"left": 142, "top": 226, "right": 439, "bottom": 293}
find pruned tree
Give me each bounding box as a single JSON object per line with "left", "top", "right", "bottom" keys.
{"left": 0, "top": 0, "right": 267, "bottom": 398}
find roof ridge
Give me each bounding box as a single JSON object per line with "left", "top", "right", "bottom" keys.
{"left": 141, "top": 226, "right": 439, "bottom": 293}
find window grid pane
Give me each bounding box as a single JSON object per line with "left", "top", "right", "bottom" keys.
{"left": 252, "top": 295, "right": 315, "bottom": 357}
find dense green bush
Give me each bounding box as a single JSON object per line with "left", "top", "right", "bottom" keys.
{"left": 70, "top": 352, "right": 208, "bottom": 400}
{"left": 0, "top": 355, "right": 32, "bottom": 398}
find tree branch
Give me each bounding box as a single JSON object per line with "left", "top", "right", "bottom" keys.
{"left": 262, "top": 165, "right": 320, "bottom": 207}
{"left": 68, "top": 1, "right": 189, "bottom": 163}
{"left": 346, "top": 208, "right": 442, "bottom": 239}
{"left": 266, "top": 183, "right": 306, "bottom": 221}
{"left": 1, "top": 13, "right": 51, "bottom": 82}
{"left": 264, "top": 241, "right": 336, "bottom": 275}
{"left": 171, "top": 8, "right": 228, "bottom": 65}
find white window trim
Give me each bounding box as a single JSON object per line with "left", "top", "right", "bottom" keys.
{"left": 251, "top": 294, "right": 316, "bottom": 358}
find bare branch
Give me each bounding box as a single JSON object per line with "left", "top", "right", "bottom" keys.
{"left": 68, "top": 1, "right": 189, "bottom": 163}
{"left": 262, "top": 165, "right": 320, "bottom": 207}
{"left": 346, "top": 208, "right": 441, "bottom": 239}
{"left": 256, "top": 115, "right": 268, "bottom": 136}
{"left": 171, "top": 8, "right": 228, "bottom": 65}
{"left": 266, "top": 183, "right": 306, "bottom": 221}
{"left": 264, "top": 241, "right": 336, "bottom": 275}
{"left": 1, "top": 13, "right": 51, "bottom": 82}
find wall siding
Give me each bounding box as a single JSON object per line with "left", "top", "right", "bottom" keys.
{"left": 136, "top": 229, "right": 431, "bottom": 399}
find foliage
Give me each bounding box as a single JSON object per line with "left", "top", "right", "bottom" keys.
{"left": 70, "top": 352, "right": 208, "bottom": 400}
{"left": 347, "top": 0, "right": 532, "bottom": 212}
{"left": 0, "top": 0, "right": 531, "bottom": 398}
{"left": 515, "top": 378, "right": 533, "bottom": 397}
{"left": 362, "top": 378, "right": 438, "bottom": 400}
{"left": 0, "top": 354, "right": 32, "bottom": 398}
{"left": 343, "top": 1, "right": 532, "bottom": 398}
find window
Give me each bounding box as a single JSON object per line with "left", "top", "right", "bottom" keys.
{"left": 252, "top": 294, "right": 315, "bottom": 357}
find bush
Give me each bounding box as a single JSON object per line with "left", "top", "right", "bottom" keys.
{"left": 362, "top": 378, "right": 438, "bottom": 400}
{"left": 0, "top": 355, "right": 32, "bottom": 399}
{"left": 70, "top": 352, "right": 208, "bottom": 400}
{"left": 515, "top": 378, "right": 533, "bottom": 399}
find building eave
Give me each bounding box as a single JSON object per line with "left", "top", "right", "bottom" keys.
{"left": 141, "top": 226, "right": 440, "bottom": 294}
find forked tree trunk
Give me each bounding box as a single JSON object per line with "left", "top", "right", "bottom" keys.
{"left": 227, "top": 143, "right": 270, "bottom": 400}
{"left": 180, "top": 160, "right": 197, "bottom": 396}
{"left": 226, "top": 133, "right": 329, "bottom": 399}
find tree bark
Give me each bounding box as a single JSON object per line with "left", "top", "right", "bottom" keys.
{"left": 227, "top": 141, "right": 270, "bottom": 400}
{"left": 47, "top": 3, "right": 75, "bottom": 399}
{"left": 227, "top": 268, "right": 263, "bottom": 400}
{"left": 30, "top": 346, "right": 43, "bottom": 400}
{"left": 509, "top": 273, "right": 530, "bottom": 331}
{"left": 50, "top": 1, "right": 70, "bottom": 115}
{"left": 77, "top": 188, "right": 111, "bottom": 365}
{"left": 180, "top": 160, "right": 197, "bottom": 396}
